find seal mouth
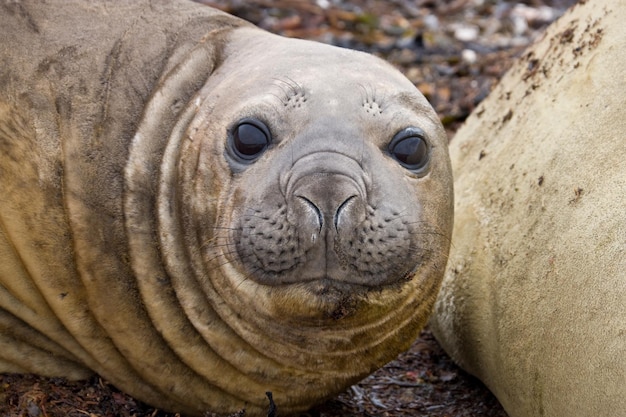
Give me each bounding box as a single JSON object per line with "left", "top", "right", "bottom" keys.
{"left": 268, "top": 269, "right": 418, "bottom": 321}
{"left": 304, "top": 276, "right": 373, "bottom": 292}
{"left": 284, "top": 266, "right": 418, "bottom": 293}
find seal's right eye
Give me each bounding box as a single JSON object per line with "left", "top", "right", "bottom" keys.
{"left": 231, "top": 118, "right": 271, "bottom": 161}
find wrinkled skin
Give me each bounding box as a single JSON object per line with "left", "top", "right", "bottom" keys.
{"left": 0, "top": 1, "right": 453, "bottom": 416}
{"left": 431, "top": 1, "right": 626, "bottom": 416}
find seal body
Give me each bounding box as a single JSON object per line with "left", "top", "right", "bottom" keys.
{"left": 430, "top": 1, "right": 626, "bottom": 416}
{"left": 0, "top": 1, "right": 453, "bottom": 415}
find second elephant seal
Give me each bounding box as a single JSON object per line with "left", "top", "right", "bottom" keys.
{"left": 431, "top": 1, "right": 625, "bottom": 416}
{"left": 0, "top": 1, "right": 453, "bottom": 415}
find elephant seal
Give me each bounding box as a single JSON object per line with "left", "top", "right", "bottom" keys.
{"left": 430, "top": 0, "right": 625, "bottom": 416}
{"left": 0, "top": 1, "right": 453, "bottom": 415}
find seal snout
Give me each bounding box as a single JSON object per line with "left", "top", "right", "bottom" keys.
{"left": 290, "top": 171, "right": 367, "bottom": 279}
{"left": 285, "top": 151, "right": 368, "bottom": 239}
{"left": 294, "top": 177, "right": 362, "bottom": 234}
{"left": 235, "top": 149, "right": 428, "bottom": 288}
{"left": 295, "top": 194, "right": 357, "bottom": 232}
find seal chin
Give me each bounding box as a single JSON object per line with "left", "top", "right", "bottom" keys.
{"left": 292, "top": 265, "right": 418, "bottom": 290}
{"left": 298, "top": 278, "right": 363, "bottom": 319}
{"left": 260, "top": 279, "right": 368, "bottom": 322}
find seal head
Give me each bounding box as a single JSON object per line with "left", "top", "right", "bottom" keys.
{"left": 177, "top": 28, "right": 453, "bottom": 323}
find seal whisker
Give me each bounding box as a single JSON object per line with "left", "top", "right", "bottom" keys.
{"left": 280, "top": 76, "right": 303, "bottom": 95}
{"left": 268, "top": 92, "right": 286, "bottom": 107}
{"left": 201, "top": 250, "right": 258, "bottom": 273}
{"left": 271, "top": 76, "right": 306, "bottom": 106}
{"left": 200, "top": 242, "right": 236, "bottom": 254}
{"left": 232, "top": 266, "right": 265, "bottom": 291}
{"left": 269, "top": 82, "right": 291, "bottom": 107}
{"left": 290, "top": 134, "right": 295, "bottom": 168}
{"left": 357, "top": 83, "right": 368, "bottom": 105}
{"left": 404, "top": 221, "right": 453, "bottom": 245}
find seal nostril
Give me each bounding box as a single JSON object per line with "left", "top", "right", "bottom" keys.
{"left": 334, "top": 195, "right": 357, "bottom": 231}
{"left": 297, "top": 195, "right": 323, "bottom": 233}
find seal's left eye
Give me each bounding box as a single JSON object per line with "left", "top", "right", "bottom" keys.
{"left": 231, "top": 118, "right": 271, "bottom": 161}
{"left": 388, "top": 127, "right": 430, "bottom": 174}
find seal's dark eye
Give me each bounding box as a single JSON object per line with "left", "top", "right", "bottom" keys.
{"left": 388, "top": 127, "right": 430, "bottom": 174}
{"left": 231, "top": 118, "right": 271, "bottom": 161}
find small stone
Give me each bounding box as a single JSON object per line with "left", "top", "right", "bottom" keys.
{"left": 423, "top": 14, "right": 440, "bottom": 31}
{"left": 316, "top": 0, "right": 330, "bottom": 9}
{"left": 454, "top": 24, "right": 479, "bottom": 42}
{"left": 462, "top": 48, "right": 478, "bottom": 64}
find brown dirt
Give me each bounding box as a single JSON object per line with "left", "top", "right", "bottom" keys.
{"left": 0, "top": 1, "right": 578, "bottom": 416}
